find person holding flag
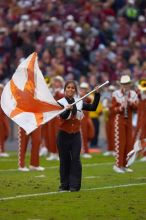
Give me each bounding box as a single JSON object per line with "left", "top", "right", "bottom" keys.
{"left": 0, "top": 52, "right": 108, "bottom": 186}
{"left": 57, "top": 80, "right": 100, "bottom": 192}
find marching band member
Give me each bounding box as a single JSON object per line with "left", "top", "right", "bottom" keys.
{"left": 18, "top": 126, "right": 45, "bottom": 171}
{"left": 102, "top": 85, "right": 116, "bottom": 156}
{"left": 39, "top": 76, "right": 50, "bottom": 157}
{"left": 79, "top": 82, "right": 95, "bottom": 158}
{"left": 46, "top": 76, "right": 64, "bottom": 160}
{"left": 57, "top": 80, "right": 100, "bottom": 191}
{"left": 134, "top": 79, "right": 146, "bottom": 162}
{"left": 89, "top": 96, "right": 103, "bottom": 149}
{"left": 40, "top": 75, "right": 64, "bottom": 160}
{"left": 0, "top": 84, "right": 10, "bottom": 157}
{"left": 112, "top": 75, "right": 138, "bottom": 173}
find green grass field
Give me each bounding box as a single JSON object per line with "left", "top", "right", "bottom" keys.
{"left": 0, "top": 153, "right": 146, "bottom": 220}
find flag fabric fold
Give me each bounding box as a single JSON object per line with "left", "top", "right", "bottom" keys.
{"left": 126, "top": 139, "right": 142, "bottom": 167}
{"left": 1, "top": 52, "right": 64, "bottom": 134}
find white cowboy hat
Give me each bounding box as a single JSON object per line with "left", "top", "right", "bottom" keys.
{"left": 120, "top": 75, "right": 131, "bottom": 84}
{"left": 108, "top": 85, "right": 115, "bottom": 91}
{"left": 79, "top": 82, "right": 89, "bottom": 89}
{"left": 54, "top": 75, "right": 64, "bottom": 83}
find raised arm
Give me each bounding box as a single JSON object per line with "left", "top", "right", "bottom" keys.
{"left": 82, "top": 92, "right": 100, "bottom": 111}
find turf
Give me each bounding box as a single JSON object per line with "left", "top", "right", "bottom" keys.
{"left": 0, "top": 153, "right": 146, "bottom": 220}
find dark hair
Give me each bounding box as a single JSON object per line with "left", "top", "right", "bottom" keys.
{"left": 64, "top": 80, "right": 78, "bottom": 94}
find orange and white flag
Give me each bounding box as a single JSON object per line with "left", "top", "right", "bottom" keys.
{"left": 1, "top": 52, "right": 64, "bottom": 134}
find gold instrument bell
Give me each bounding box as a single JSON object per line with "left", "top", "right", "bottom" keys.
{"left": 44, "top": 76, "right": 51, "bottom": 86}
{"left": 138, "top": 79, "right": 146, "bottom": 91}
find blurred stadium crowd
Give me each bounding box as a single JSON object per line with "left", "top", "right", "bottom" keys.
{"left": 0, "top": 0, "right": 146, "bottom": 87}
{"left": 0, "top": 0, "right": 146, "bottom": 173}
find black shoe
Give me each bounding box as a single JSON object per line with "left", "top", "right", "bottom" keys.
{"left": 58, "top": 186, "right": 69, "bottom": 192}
{"left": 69, "top": 188, "right": 80, "bottom": 192}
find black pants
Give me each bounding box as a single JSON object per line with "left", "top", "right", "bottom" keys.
{"left": 57, "top": 130, "right": 82, "bottom": 190}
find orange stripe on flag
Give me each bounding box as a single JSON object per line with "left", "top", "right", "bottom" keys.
{"left": 34, "top": 112, "right": 44, "bottom": 126}
{"left": 1, "top": 52, "right": 64, "bottom": 133}
{"left": 24, "top": 52, "right": 36, "bottom": 96}
{"left": 9, "top": 53, "right": 62, "bottom": 127}
{"left": 10, "top": 80, "right": 62, "bottom": 113}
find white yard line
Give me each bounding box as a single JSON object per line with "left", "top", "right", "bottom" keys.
{"left": 0, "top": 168, "right": 19, "bottom": 172}
{"left": 35, "top": 175, "right": 46, "bottom": 178}
{"left": 0, "top": 162, "right": 113, "bottom": 172}
{"left": 0, "top": 182, "right": 146, "bottom": 201}
{"left": 0, "top": 159, "right": 17, "bottom": 162}
{"left": 81, "top": 182, "right": 146, "bottom": 191}
{"left": 84, "top": 162, "right": 113, "bottom": 167}
{"left": 84, "top": 176, "right": 101, "bottom": 179}
{"left": 27, "top": 219, "right": 43, "bottom": 220}
{"left": 0, "top": 160, "right": 144, "bottom": 173}
{"left": 136, "top": 177, "right": 146, "bottom": 180}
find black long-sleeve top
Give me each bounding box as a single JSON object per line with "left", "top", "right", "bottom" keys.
{"left": 59, "top": 92, "right": 100, "bottom": 120}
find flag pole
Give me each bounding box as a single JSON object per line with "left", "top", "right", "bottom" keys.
{"left": 42, "top": 80, "right": 109, "bottom": 125}
{"left": 70, "top": 80, "right": 109, "bottom": 106}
